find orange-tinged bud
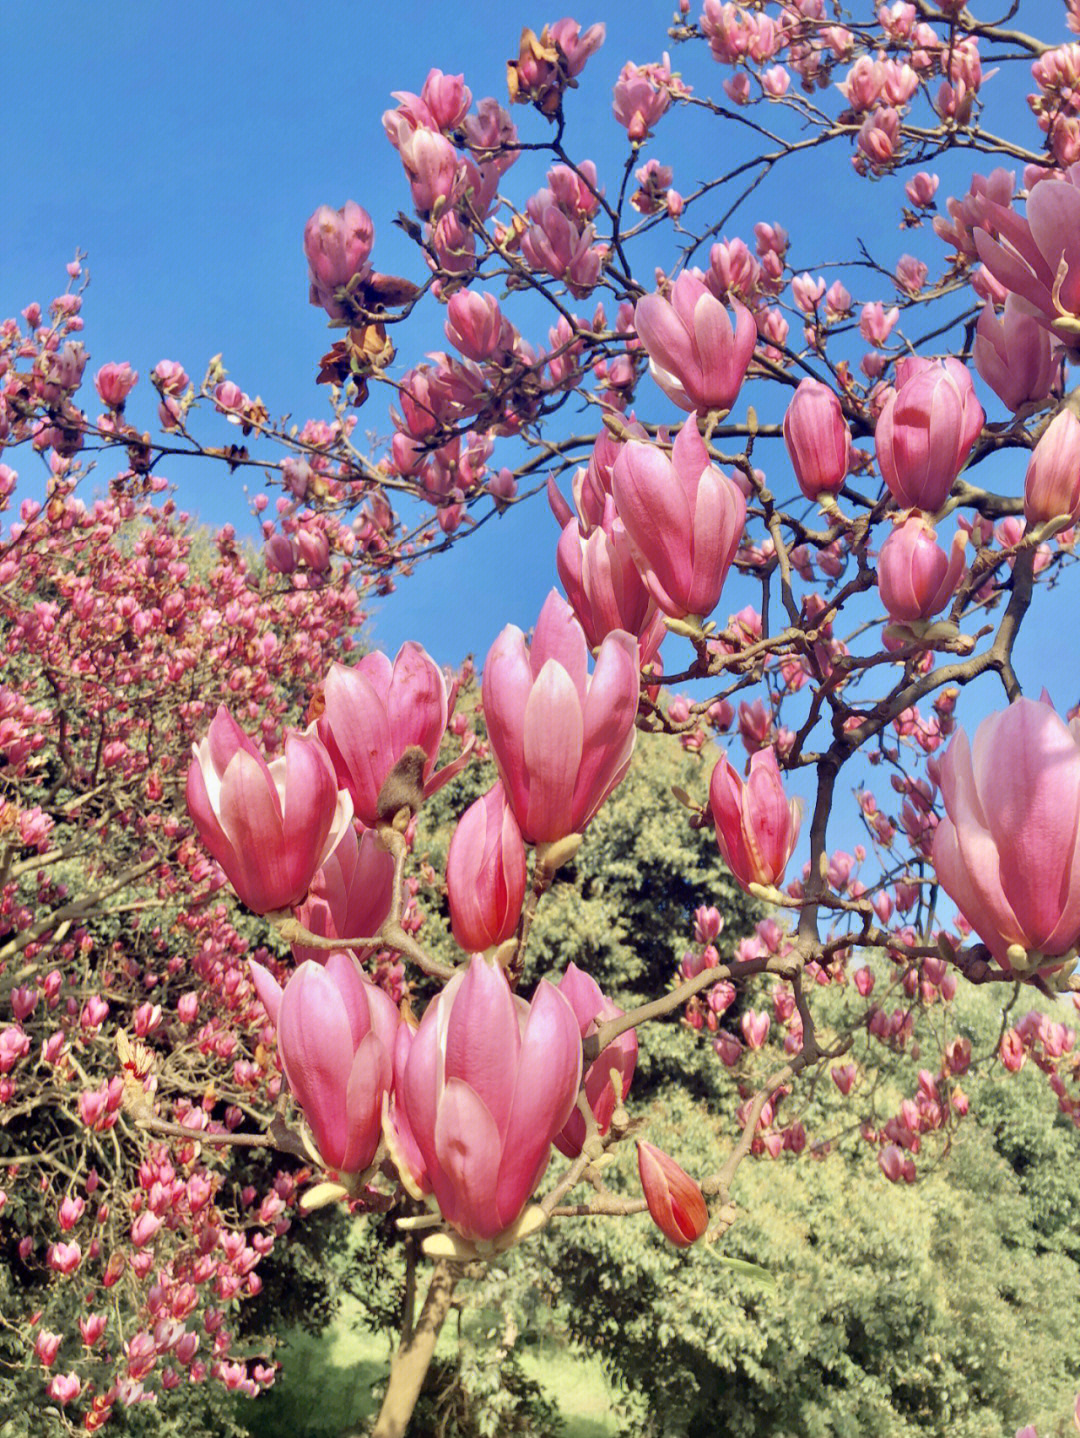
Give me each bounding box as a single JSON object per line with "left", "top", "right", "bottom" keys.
{"left": 636, "top": 1140, "right": 708, "bottom": 1247}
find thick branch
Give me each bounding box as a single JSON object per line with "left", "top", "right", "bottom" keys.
{"left": 369, "top": 1260, "right": 459, "bottom": 1438}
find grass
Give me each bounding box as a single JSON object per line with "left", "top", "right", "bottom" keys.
{"left": 240, "top": 1291, "right": 619, "bottom": 1438}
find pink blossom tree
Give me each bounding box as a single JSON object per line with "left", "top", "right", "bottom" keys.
{"left": 4, "top": 3, "right": 1080, "bottom": 1434}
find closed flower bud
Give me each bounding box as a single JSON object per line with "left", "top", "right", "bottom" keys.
{"left": 446, "top": 783, "right": 527, "bottom": 952}
{"left": 250, "top": 953, "right": 400, "bottom": 1175}
{"left": 304, "top": 202, "right": 374, "bottom": 318}
{"left": 636, "top": 1141, "right": 708, "bottom": 1246}
{"left": 875, "top": 357, "right": 984, "bottom": 512}
{"left": 390, "top": 956, "right": 582, "bottom": 1242}
{"left": 1023, "top": 408, "right": 1080, "bottom": 524}
{"left": 782, "top": 378, "right": 851, "bottom": 500}
{"left": 877, "top": 514, "right": 966, "bottom": 623}
{"left": 482, "top": 591, "right": 638, "bottom": 844}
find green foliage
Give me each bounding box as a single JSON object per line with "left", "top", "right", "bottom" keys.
{"left": 549, "top": 971, "right": 1080, "bottom": 1438}
{"left": 408, "top": 1352, "right": 565, "bottom": 1438}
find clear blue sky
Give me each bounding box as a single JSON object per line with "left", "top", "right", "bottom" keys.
{"left": 3, "top": 1, "right": 1071, "bottom": 718}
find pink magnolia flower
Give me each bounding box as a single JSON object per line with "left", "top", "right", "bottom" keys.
{"left": 612, "top": 55, "right": 684, "bottom": 141}
{"left": 186, "top": 707, "right": 352, "bottom": 915}
{"left": 387, "top": 122, "right": 460, "bottom": 216}
{"left": 47, "top": 1241, "right": 81, "bottom": 1275}
{"left": 482, "top": 591, "right": 638, "bottom": 844}
{"left": 94, "top": 362, "right": 138, "bottom": 410}
{"left": 444, "top": 290, "right": 504, "bottom": 362}
{"left": 291, "top": 823, "right": 395, "bottom": 964}
{"left": 419, "top": 69, "right": 472, "bottom": 132}
{"left": 1023, "top": 409, "right": 1080, "bottom": 525}
{"left": 782, "top": 378, "right": 851, "bottom": 500}
{"left": 250, "top": 952, "right": 399, "bottom": 1175}
{"left": 549, "top": 17, "right": 606, "bottom": 77}
{"left": 973, "top": 296, "right": 1055, "bottom": 413}
{"left": 709, "top": 747, "right": 802, "bottom": 891}
{"left": 47, "top": 1373, "right": 82, "bottom": 1405}
{"left": 877, "top": 514, "right": 966, "bottom": 624}
{"left": 554, "top": 963, "right": 637, "bottom": 1157}
{"left": 905, "top": 171, "right": 940, "bottom": 208}
{"left": 874, "top": 357, "right": 985, "bottom": 512}
{"left": 556, "top": 499, "right": 665, "bottom": 663}
{"left": 445, "top": 783, "right": 527, "bottom": 952}
{"left": 859, "top": 301, "right": 899, "bottom": 346}
{"left": 636, "top": 1141, "right": 708, "bottom": 1246}
{"left": 316, "top": 643, "right": 473, "bottom": 828}
{"left": 972, "top": 161, "right": 1080, "bottom": 353}
{"left": 394, "top": 956, "right": 582, "bottom": 1242}
{"left": 612, "top": 416, "right": 746, "bottom": 622}
{"left": 633, "top": 270, "right": 756, "bottom": 415}
{"left": 932, "top": 696, "right": 1080, "bottom": 968}
{"left": 304, "top": 203, "right": 374, "bottom": 318}
{"left": 520, "top": 200, "right": 606, "bottom": 298}
{"left": 741, "top": 1009, "right": 770, "bottom": 1049}
{"left": 35, "top": 1331, "right": 62, "bottom": 1367}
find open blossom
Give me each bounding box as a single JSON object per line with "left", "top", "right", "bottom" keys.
{"left": 250, "top": 952, "right": 399, "bottom": 1175}
{"left": 392, "top": 956, "right": 582, "bottom": 1242}
{"left": 186, "top": 707, "right": 352, "bottom": 915}
{"left": 507, "top": 21, "right": 605, "bottom": 113}
{"left": 972, "top": 160, "right": 1080, "bottom": 353}
{"left": 709, "top": 747, "right": 802, "bottom": 891}
{"left": 520, "top": 200, "right": 606, "bottom": 298}
{"left": 633, "top": 270, "right": 756, "bottom": 415}
{"left": 613, "top": 56, "right": 680, "bottom": 141}
{"left": 304, "top": 202, "right": 374, "bottom": 318}
{"left": 612, "top": 417, "right": 746, "bottom": 622}
{"left": 874, "top": 357, "right": 984, "bottom": 512}
{"left": 974, "top": 296, "right": 1055, "bottom": 413}
{"left": 482, "top": 591, "right": 638, "bottom": 844}
{"left": 316, "top": 643, "right": 473, "bottom": 828}
{"left": 291, "top": 822, "right": 395, "bottom": 964}
{"left": 877, "top": 514, "right": 967, "bottom": 624}
{"left": 931, "top": 696, "right": 1080, "bottom": 968}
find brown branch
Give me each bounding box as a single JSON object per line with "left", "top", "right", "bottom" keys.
{"left": 369, "top": 1260, "right": 460, "bottom": 1438}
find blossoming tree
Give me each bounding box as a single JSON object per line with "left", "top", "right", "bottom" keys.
{"left": 5, "top": 1, "right": 1080, "bottom": 1434}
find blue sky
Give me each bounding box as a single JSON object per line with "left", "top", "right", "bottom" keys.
{"left": 4, "top": 2, "right": 1075, "bottom": 758}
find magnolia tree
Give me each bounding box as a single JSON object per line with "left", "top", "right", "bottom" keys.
{"left": 6, "top": 0, "right": 1080, "bottom": 1434}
